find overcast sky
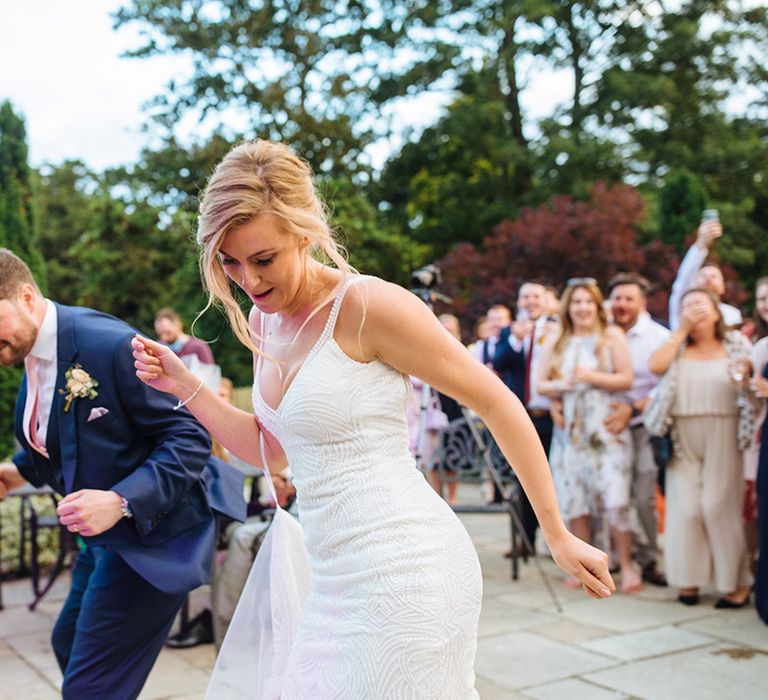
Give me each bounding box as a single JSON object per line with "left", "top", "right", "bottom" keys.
{"left": 1, "top": 2, "right": 570, "bottom": 173}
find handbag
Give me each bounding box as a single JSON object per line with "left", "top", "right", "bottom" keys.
{"left": 643, "top": 361, "right": 678, "bottom": 438}
{"left": 425, "top": 391, "right": 449, "bottom": 431}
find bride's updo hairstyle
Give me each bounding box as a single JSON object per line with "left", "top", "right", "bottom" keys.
{"left": 196, "top": 140, "right": 354, "bottom": 351}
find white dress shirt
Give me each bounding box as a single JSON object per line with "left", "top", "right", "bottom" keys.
{"left": 471, "top": 335, "right": 499, "bottom": 365}
{"left": 668, "top": 244, "right": 742, "bottom": 329}
{"left": 507, "top": 316, "right": 551, "bottom": 410}
{"left": 625, "top": 312, "right": 669, "bottom": 426}
{"left": 23, "top": 300, "right": 58, "bottom": 449}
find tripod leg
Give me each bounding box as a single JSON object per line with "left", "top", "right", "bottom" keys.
{"left": 462, "top": 409, "right": 562, "bottom": 613}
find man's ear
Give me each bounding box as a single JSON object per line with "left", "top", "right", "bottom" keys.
{"left": 18, "top": 283, "right": 39, "bottom": 313}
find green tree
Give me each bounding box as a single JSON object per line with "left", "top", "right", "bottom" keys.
{"left": 0, "top": 101, "right": 46, "bottom": 459}
{"left": 34, "top": 160, "right": 101, "bottom": 304}
{"left": 658, "top": 170, "right": 707, "bottom": 253}
{"left": 377, "top": 90, "right": 530, "bottom": 255}
{"left": 0, "top": 101, "right": 45, "bottom": 282}
{"left": 596, "top": 2, "right": 768, "bottom": 292}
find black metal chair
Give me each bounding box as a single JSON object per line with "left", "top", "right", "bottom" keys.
{"left": 0, "top": 485, "right": 78, "bottom": 611}
{"left": 428, "top": 415, "right": 527, "bottom": 578}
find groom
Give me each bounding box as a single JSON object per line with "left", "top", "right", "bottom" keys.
{"left": 0, "top": 249, "right": 245, "bottom": 699}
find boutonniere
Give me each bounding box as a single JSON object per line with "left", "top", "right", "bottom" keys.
{"left": 60, "top": 364, "right": 99, "bottom": 413}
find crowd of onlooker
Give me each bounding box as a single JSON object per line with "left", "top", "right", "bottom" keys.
{"left": 414, "top": 216, "right": 768, "bottom": 625}
{"left": 157, "top": 215, "right": 768, "bottom": 631}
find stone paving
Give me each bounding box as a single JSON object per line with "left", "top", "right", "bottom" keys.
{"left": 1, "top": 510, "right": 766, "bottom": 699}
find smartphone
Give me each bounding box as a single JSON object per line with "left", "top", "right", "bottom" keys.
{"left": 702, "top": 209, "right": 719, "bottom": 222}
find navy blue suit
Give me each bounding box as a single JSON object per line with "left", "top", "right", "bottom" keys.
{"left": 493, "top": 325, "right": 552, "bottom": 549}
{"left": 13, "top": 303, "right": 245, "bottom": 698}
{"left": 493, "top": 326, "right": 526, "bottom": 398}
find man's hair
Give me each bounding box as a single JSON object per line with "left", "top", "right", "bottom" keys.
{"left": 607, "top": 272, "right": 651, "bottom": 298}
{"left": 0, "top": 248, "right": 38, "bottom": 300}
{"left": 487, "top": 303, "right": 511, "bottom": 317}
{"left": 518, "top": 280, "right": 546, "bottom": 296}
{"left": 154, "top": 307, "right": 182, "bottom": 324}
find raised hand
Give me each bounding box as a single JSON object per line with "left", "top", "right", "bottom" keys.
{"left": 549, "top": 531, "right": 615, "bottom": 599}
{"left": 131, "top": 334, "right": 196, "bottom": 398}
{"left": 696, "top": 220, "right": 722, "bottom": 249}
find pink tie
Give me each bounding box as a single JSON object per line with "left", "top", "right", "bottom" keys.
{"left": 25, "top": 356, "right": 50, "bottom": 458}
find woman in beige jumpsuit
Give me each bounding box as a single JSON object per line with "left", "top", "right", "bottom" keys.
{"left": 649, "top": 288, "right": 754, "bottom": 608}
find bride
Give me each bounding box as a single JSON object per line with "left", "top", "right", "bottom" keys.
{"left": 132, "top": 140, "right": 614, "bottom": 698}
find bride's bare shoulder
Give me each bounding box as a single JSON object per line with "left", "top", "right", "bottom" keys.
{"left": 335, "top": 276, "right": 436, "bottom": 361}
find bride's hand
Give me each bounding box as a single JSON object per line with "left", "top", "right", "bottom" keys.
{"left": 549, "top": 531, "right": 615, "bottom": 599}
{"left": 131, "top": 335, "right": 194, "bottom": 397}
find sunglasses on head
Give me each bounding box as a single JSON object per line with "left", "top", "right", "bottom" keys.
{"left": 566, "top": 277, "right": 598, "bottom": 287}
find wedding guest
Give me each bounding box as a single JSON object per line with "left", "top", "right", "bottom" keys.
{"left": 471, "top": 304, "right": 511, "bottom": 368}
{"left": 0, "top": 249, "right": 244, "bottom": 699}
{"left": 668, "top": 218, "right": 742, "bottom": 329}
{"left": 744, "top": 277, "right": 768, "bottom": 577}
{"left": 543, "top": 285, "right": 561, "bottom": 318}
{"left": 467, "top": 315, "right": 489, "bottom": 357}
{"left": 432, "top": 313, "right": 466, "bottom": 504}
{"left": 538, "top": 278, "right": 640, "bottom": 592}
{"left": 607, "top": 273, "right": 670, "bottom": 586}
{"left": 647, "top": 287, "right": 755, "bottom": 607}
{"left": 154, "top": 307, "right": 215, "bottom": 364}
{"left": 750, "top": 276, "right": 768, "bottom": 342}
{"left": 750, "top": 337, "right": 768, "bottom": 623}
{"left": 494, "top": 281, "right": 558, "bottom": 556}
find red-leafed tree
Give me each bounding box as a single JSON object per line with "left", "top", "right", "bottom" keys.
{"left": 436, "top": 183, "right": 681, "bottom": 330}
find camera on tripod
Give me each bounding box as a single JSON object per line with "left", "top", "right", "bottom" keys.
{"left": 410, "top": 264, "right": 450, "bottom": 305}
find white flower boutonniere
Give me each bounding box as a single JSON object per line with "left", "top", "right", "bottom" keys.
{"left": 60, "top": 364, "right": 99, "bottom": 413}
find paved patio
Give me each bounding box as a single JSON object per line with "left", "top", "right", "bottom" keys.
{"left": 1, "top": 510, "right": 766, "bottom": 699}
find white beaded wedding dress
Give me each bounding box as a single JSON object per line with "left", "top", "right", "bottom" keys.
{"left": 206, "top": 276, "right": 482, "bottom": 699}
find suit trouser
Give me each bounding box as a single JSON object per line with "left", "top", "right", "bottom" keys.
{"left": 517, "top": 413, "right": 553, "bottom": 547}
{"left": 53, "top": 545, "right": 187, "bottom": 700}
{"left": 630, "top": 425, "right": 660, "bottom": 567}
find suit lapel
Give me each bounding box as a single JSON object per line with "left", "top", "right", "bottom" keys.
{"left": 54, "top": 304, "right": 79, "bottom": 492}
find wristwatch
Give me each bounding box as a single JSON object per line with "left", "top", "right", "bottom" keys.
{"left": 630, "top": 403, "right": 641, "bottom": 419}
{"left": 119, "top": 496, "right": 134, "bottom": 519}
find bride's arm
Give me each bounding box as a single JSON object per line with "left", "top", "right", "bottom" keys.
{"left": 338, "top": 279, "right": 614, "bottom": 598}
{"left": 131, "top": 312, "right": 284, "bottom": 470}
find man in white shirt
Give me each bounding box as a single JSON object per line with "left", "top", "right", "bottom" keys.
{"left": 494, "top": 282, "right": 559, "bottom": 555}
{"left": 668, "top": 218, "right": 742, "bottom": 329}
{"left": 608, "top": 273, "right": 670, "bottom": 586}
{"left": 471, "top": 303, "right": 511, "bottom": 368}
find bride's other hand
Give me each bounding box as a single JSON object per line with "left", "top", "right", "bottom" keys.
{"left": 131, "top": 335, "right": 195, "bottom": 397}
{"left": 549, "top": 532, "right": 615, "bottom": 599}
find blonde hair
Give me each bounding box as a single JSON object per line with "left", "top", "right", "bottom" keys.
{"left": 547, "top": 282, "right": 609, "bottom": 380}
{"left": 196, "top": 140, "right": 354, "bottom": 352}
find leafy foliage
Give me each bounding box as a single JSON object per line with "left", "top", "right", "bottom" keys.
{"left": 0, "top": 102, "right": 45, "bottom": 460}
{"left": 437, "top": 182, "right": 679, "bottom": 322}
{"left": 658, "top": 170, "right": 707, "bottom": 254}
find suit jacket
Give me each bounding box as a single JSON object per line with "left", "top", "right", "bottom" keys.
{"left": 12, "top": 303, "right": 245, "bottom": 594}
{"left": 493, "top": 326, "right": 526, "bottom": 401}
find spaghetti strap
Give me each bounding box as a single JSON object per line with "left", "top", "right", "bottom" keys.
{"left": 309, "top": 275, "right": 366, "bottom": 357}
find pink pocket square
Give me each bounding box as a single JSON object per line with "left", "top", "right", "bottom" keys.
{"left": 87, "top": 407, "right": 110, "bottom": 423}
